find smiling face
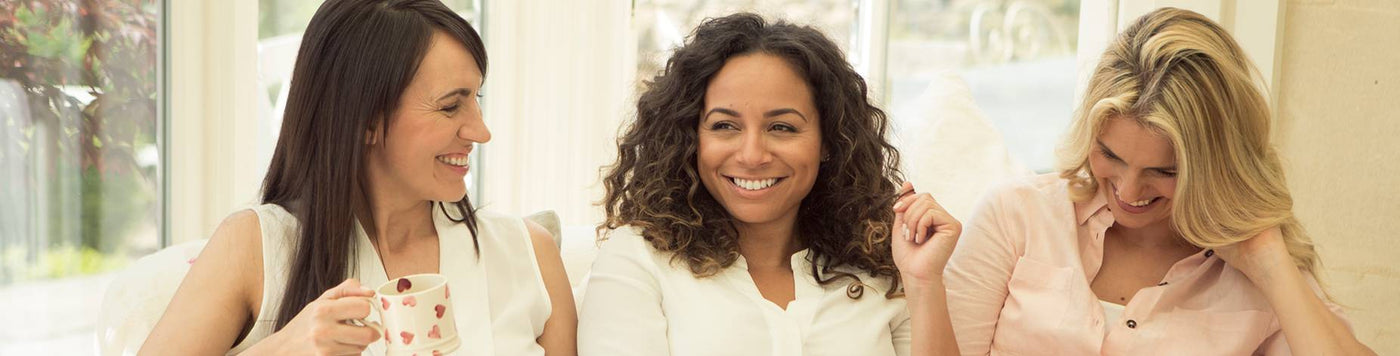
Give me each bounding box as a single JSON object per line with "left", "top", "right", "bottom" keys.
{"left": 1088, "top": 116, "right": 1179, "bottom": 229}
{"left": 365, "top": 31, "right": 491, "bottom": 203}
{"left": 697, "top": 53, "right": 823, "bottom": 230}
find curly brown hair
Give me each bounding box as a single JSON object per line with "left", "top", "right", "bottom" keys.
{"left": 600, "top": 13, "right": 904, "bottom": 298}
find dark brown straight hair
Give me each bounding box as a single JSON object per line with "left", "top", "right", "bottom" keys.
{"left": 260, "top": 0, "right": 487, "bottom": 330}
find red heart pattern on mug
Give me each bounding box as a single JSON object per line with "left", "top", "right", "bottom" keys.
{"left": 445, "top": 285, "right": 450, "bottom": 299}
{"left": 435, "top": 304, "right": 446, "bottom": 319}
{"left": 403, "top": 296, "right": 417, "bottom": 307}
{"left": 428, "top": 325, "right": 441, "bottom": 339}
{"left": 381, "top": 297, "right": 390, "bottom": 310}
{"left": 400, "top": 331, "right": 414, "bottom": 345}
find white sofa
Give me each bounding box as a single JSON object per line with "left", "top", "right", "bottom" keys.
{"left": 97, "top": 73, "right": 1029, "bottom": 354}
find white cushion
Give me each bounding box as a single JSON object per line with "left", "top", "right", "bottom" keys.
{"left": 96, "top": 239, "right": 208, "bottom": 355}
{"left": 891, "top": 71, "right": 1032, "bottom": 220}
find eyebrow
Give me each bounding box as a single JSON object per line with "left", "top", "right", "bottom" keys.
{"left": 436, "top": 88, "right": 474, "bottom": 101}
{"left": 764, "top": 108, "right": 808, "bottom": 122}
{"left": 702, "top": 107, "right": 808, "bottom": 122}
{"left": 1096, "top": 141, "right": 1177, "bottom": 171}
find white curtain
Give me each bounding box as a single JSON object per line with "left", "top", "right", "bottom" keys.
{"left": 478, "top": 0, "right": 636, "bottom": 227}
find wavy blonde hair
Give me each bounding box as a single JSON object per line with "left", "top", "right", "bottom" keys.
{"left": 1057, "top": 8, "right": 1320, "bottom": 275}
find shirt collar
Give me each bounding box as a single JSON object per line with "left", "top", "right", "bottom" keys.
{"left": 1075, "top": 187, "right": 1111, "bottom": 226}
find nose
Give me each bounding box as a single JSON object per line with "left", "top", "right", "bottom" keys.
{"left": 735, "top": 131, "right": 772, "bottom": 167}
{"left": 1115, "top": 172, "right": 1147, "bottom": 201}
{"left": 459, "top": 114, "right": 491, "bottom": 143}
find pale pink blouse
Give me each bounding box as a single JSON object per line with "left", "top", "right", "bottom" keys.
{"left": 945, "top": 174, "right": 1347, "bottom": 355}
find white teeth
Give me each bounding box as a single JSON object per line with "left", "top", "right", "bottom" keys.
{"left": 436, "top": 155, "right": 468, "bottom": 167}
{"left": 732, "top": 177, "right": 777, "bottom": 191}
{"left": 1112, "top": 184, "right": 1153, "bottom": 207}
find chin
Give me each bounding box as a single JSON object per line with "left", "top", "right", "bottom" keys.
{"left": 1108, "top": 209, "right": 1167, "bottom": 229}
{"left": 431, "top": 187, "right": 468, "bottom": 203}
{"left": 723, "top": 203, "right": 786, "bottom": 225}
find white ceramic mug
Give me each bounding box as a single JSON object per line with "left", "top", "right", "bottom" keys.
{"left": 358, "top": 273, "right": 460, "bottom": 356}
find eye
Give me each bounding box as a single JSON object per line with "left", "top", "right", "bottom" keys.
{"left": 1098, "top": 148, "right": 1121, "bottom": 162}
{"left": 770, "top": 123, "right": 797, "bottom": 132}
{"left": 441, "top": 102, "right": 461, "bottom": 114}
{"left": 710, "top": 122, "right": 738, "bottom": 130}
{"left": 1154, "top": 169, "right": 1178, "bottom": 177}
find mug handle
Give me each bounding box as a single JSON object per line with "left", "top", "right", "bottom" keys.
{"left": 348, "top": 296, "right": 384, "bottom": 335}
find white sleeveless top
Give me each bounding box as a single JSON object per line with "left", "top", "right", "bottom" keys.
{"left": 227, "top": 203, "right": 551, "bottom": 355}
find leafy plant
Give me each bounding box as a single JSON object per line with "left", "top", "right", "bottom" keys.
{"left": 1, "top": 0, "right": 160, "bottom": 283}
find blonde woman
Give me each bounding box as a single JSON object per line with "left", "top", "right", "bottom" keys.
{"left": 943, "top": 8, "right": 1374, "bottom": 355}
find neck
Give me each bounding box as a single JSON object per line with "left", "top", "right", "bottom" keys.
{"left": 1109, "top": 218, "right": 1193, "bottom": 250}
{"left": 734, "top": 212, "right": 802, "bottom": 270}
{"left": 355, "top": 178, "right": 435, "bottom": 253}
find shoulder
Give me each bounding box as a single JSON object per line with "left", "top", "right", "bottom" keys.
{"left": 970, "top": 174, "right": 1072, "bottom": 219}
{"left": 206, "top": 208, "right": 265, "bottom": 263}
{"left": 523, "top": 219, "right": 560, "bottom": 259}
{"left": 596, "top": 226, "right": 655, "bottom": 256}
{"left": 193, "top": 208, "right": 269, "bottom": 311}
{"left": 980, "top": 173, "right": 1066, "bottom": 204}
{"left": 593, "top": 225, "right": 673, "bottom": 272}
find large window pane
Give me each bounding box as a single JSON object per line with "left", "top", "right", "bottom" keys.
{"left": 886, "top": 0, "right": 1080, "bottom": 171}
{"left": 0, "top": 0, "right": 163, "bottom": 353}
{"left": 633, "top": 0, "right": 860, "bottom": 94}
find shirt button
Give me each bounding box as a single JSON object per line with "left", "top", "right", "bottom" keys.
{"left": 1205, "top": 250, "right": 1215, "bottom": 257}
{"left": 1126, "top": 320, "right": 1137, "bottom": 328}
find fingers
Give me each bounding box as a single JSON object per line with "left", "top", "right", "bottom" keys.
{"left": 916, "top": 209, "right": 937, "bottom": 244}
{"left": 894, "top": 192, "right": 960, "bottom": 244}
{"left": 893, "top": 192, "right": 918, "bottom": 213}
{"left": 314, "top": 297, "right": 375, "bottom": 322}
{"left": 311, "top": 324, "right": 379, "bottom": 355}
{"left": 328, "top": 322, "right": 382, "bottom": 347}
{"left": 925, "top": 207, "right": 962, "bottom": 245}
{"left": 904, "top": 194, "right": 935, "bottom": 242}
{"left": 320, "top": 278, "right": 375, "bottom": 300}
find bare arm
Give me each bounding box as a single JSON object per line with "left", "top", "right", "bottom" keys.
{"left": 141, "top": 210, "right": 381, "bottom": 356}
{"left": 891, "top": 182, "right": 961, "bottom": 356}
{"left": 1257, "top": 268, "right": 1374, "bottom": 355}
{"left": 1218, "top": 228, "right": 1375, "bottom": 356}
{"left": 526, "top": 220, "right": 578, "bottom": 356}
{"left": 140, "top": 210, "right": 263, "bottom": 355}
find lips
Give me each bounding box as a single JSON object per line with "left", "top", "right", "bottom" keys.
{"left": 435, "top": 152, "right": 471, "bottom": 175}
{"left": 1110, "top": 182, "right": 1160, "bottom": 214}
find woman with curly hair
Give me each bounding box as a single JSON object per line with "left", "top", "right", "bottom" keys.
{"left": 579, "top": 13, "right": 959, "bottom": 356}
{"left": 944, "top": 8, "right": 1373, "bottom": 355}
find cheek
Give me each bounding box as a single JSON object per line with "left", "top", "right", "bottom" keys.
{"left": 1087, "top": 154, "right": 1114, "bottom": 179}
{"left": 695, "top": 136, "right": 722, "bottom": 171}
{"left": 1158, "top": 179, "right": 1178, "bottom": 200}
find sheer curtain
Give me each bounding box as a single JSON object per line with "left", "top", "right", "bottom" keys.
{"left": 477, "top": 0, "right": 635, "bottom": 227}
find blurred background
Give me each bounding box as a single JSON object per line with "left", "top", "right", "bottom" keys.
{"left": 1, "top": 0, "right": 1396, "bottom": 354}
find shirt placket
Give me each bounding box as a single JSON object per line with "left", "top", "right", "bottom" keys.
{"left": 1103, "top": 248, "right": 1214, "bottom": 353}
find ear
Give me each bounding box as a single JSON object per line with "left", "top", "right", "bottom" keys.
{"left": 365, "top": 119, "right": 384, "bottom": 145}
